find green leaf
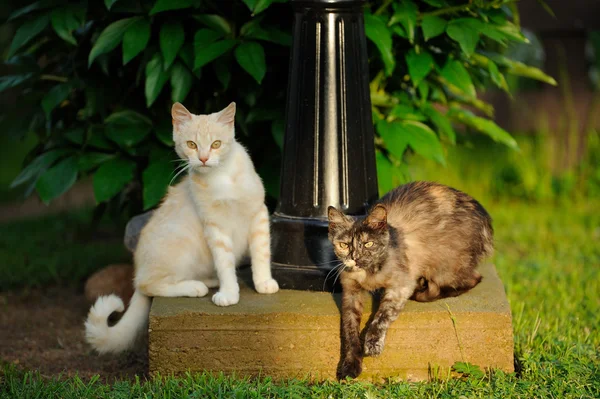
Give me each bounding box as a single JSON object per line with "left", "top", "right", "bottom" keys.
{"left": 10, "top": 149, "right": 70, "bottom": 188}
{"left": 194, "top": 38, "right": 237, "bottom": 70}
{"left": 150, "top": 0, "right": 197, "bottom": 15}
{"left": 489, "top": 55, "right": 557, "bottom": 86}
{"left": 422, "top": 0, "right": 446, "bottom": 6}
{"left": 122, "top": 18, "right": 150, "bottom": 65}
{"left": 446, "top": 18, "right": 481, "bottom": 57}
{"left": 402, "top": 121, "right": 446, "bottom": 165}
{"left": 487, "top": 59, "right": 509, "bottom": 92}
{"left": 479, "top": 24, "right": 509, "bottom": 45}
{"left": 158, "top": 22, "right": 185, "bottom": 70}
{"left": 418, "top": 81, "right": 430, "bottom": 102}
{"left": 93, "top": 158, "right": 136, "bottom": 203}
{"left": 377, "top": 120, "right": 408, "bottom": 159}
{"left": 170, "top": 62, "right": 193, "bottom": 103}
{"left": 41, "top": 82, "right": 71, "bottom": 118}
{"left": 440, "top": 59, "right": 476, "bottom": 98}
{"left": 494, "top": 22, "right": 528, "bottom": 43}
{"left": 51, "top": 5, "right": 85, "bottom": 46}
{"left": 88, "top": 126, "right": 114, "bottom": 150}
{"left": 405, "top": 50, "right": 434, "bottom": 87}
{"left": 423, "top": 105, "right": 456, "bottom": 144}
{"left": 78, "top": 153, "right": 115, "bottom": 172}
{"left": 0, "top": 73, "right": 34, "bottom": 92}
{"left": 364, "top": 14, "right": 395, "bottom": 76}
{"left": 105, "top": 0, "right": 119, "bottom": 10}
{"left": 145, "top": 52, "right": 170, "bottom": 107}
{"left": 450, "top": 108, "right": 518, "bottom": 150}
{"left": 389, "top": 104, "right": 426, "bottom": 121}
{"left": 421, "top": 15, "right": 446, "bottom": 41}
{"left": 241, "top": 18, "right": 291, "bottom": 46}
{"left": 143, "top": 158, "right": 174, "bottom": 210}
{"left": 213, "top": 57, "right": 231, "bottom": 89}
{"left": 8, "top": 1, "right": 55, "bottom": 21}
{"left": 88, "top": 17, "right": 142, "bottom": 67}
{"left": 193, "top": 14, "right": 231, "bottom": 35}
{"left": 105, "top": 110, "right": 152, "bottom": 147}
{"left": 235, "top": 41, "right": 266, "bottom": 84}
{"left": 375, "top": 151, "right": 396, "bottom": 196}
{"left": 253, "top": 0, "right": 276, "bottom": 15}
{"left": 242, "top": 0, "right": 257, "bottom": 10}
{"left": 7, "top": 15, "right": 50, "bottom": 58}
{"left": 35, "top": 156, "right": 78, "bottom": 203}
{"left": 64, "top": 127, "right": 85, "bottom": 145}
{"left": 178, "top": 44, "right": 194, "bottom": 69}
{"left": 241, "top": 0, "right": 278, "bottom": 15}
{"left": 155, "top": 119, "right": 174, "bottom": 147}
{"left": 271, "top": 119, "right": 284, "bottom": 151}
{"left": 389, "top": 0, "right": 417, "bottom": 43}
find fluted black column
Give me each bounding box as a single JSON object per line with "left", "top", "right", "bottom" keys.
{"left": 271, "top": 0, "right": 379, "bottom": 291}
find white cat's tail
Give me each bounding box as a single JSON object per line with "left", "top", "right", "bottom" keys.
{"left": 84, "top": 290, "right": 151, "bottom": 354}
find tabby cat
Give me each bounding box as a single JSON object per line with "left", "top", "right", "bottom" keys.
{"left": 327, "top": 181, "right": 494, "bottom": 379}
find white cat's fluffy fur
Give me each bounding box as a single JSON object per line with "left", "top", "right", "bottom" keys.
{"left": 85, "top": 102, "right": 279, "bottom": 354}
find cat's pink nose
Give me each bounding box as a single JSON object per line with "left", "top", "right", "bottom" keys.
{"left": 199, "top": 156, "right": 208, "bottom": 164}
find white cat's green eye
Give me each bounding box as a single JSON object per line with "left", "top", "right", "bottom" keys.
{"left": 211, "top": 140, "right": 222, "bottom": 149}
{"left": 338, "top": 242, "right": 348, "bottom": 249}
{"left": 187, "top": 141, "right": 197, "bottom": 149}
{"left": 364, "top": 241, "right": 374, "bottom": 248}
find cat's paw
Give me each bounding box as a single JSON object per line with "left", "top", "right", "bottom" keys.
{"left": 363, "top": 333, "right": 385, "bottom": 357}
{"left": 181, "top": 281, "right": 209, "bottom": 297}
{"left": 212, "top": 290, "right": 240, "bottom": 306}
{"left": 337, "top": 356, "right": 362, "bottom": 380}
{"left": 255, "top": 278, "right": 279, "bottom": 294}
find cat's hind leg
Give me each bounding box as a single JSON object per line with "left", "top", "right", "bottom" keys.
{"left": 439, "top": 269, "right": 482, "bottom": 298}
{"left": 248, "top": 204, "right": 279, "bottom": 294}
{"left": 140, "top": 280, "right": 209, "bottom": 297}
{"left": 411, "top": 278, "right": 441, "bottom": 302}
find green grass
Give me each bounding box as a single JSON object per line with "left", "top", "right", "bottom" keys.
{"left": 0, "top": 209, "right": 129, "bottom": 291}
{"left": 1, "top": 200, "right": 599, "bottom": 398}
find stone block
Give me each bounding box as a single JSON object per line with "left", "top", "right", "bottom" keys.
{"left": 148, "top": 263, "right": 513, "bottom": 381}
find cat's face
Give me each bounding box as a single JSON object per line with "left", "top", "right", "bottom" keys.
{"left": 171, "top": 102, "right": 236, "bottom": 173}
{"left": 327, "top": 205, "right": 390, "bottom": 272}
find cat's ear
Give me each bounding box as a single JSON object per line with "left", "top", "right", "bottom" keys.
{"left": 172, "top": 102, "right": 192, "bottom": 131}
{"left": 328, "top": 206, "right": 350, "bottom": 230}
{"left": 216, "top": 102, "right": 236, "bottom": 127}
{"left": 365, "top": 205, "right": 387, "bottom": 230}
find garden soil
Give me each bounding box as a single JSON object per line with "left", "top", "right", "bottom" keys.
{"left": 0, "top": 286, "right": 147, "bottom": 382}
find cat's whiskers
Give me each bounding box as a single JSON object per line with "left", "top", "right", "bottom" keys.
{"left": 322, "top": 261, "right": 344, "bottom": 291}
{"left": 169, "top": 163, "right": 191, "bottom": 186}
{"left": 331, "top": 264, "right": 347, "bottom": 292}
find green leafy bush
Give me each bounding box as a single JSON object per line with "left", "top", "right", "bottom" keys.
{"left": 1, "top": 0, "right": 554, "bottom": 215}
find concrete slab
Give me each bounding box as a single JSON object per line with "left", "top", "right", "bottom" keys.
{"left": 148, "top": 263, "right": 514, "bottom": 381}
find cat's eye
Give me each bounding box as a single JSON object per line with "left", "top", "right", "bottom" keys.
{"left": 211, "top": 140, "right": 222, "bottom": 149}
{"left": 364, "top": 241, "right": 374, "bottom": 248}
{"left": 187, "top": 141, "right": 197, "bottom": 149}
{"left": 338, "top": 242, "right": 348, "bottom": 249}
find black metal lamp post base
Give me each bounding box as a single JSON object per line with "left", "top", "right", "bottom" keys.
{"left": 271, "top": 0, "right": 379, "bottom": 291}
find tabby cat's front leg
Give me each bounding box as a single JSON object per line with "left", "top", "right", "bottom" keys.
{"left": 363, "top": 282, "right": 415, "bottom": 357}
{"left": 338, "top": 277, "right": 366, "bottom": 379}
{"left": 248, "top": 204, "right": 279, "bottom": 294}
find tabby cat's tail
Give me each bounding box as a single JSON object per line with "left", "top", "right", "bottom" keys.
{"left": 84, "top": 290, "right": 151, "bottom": 354}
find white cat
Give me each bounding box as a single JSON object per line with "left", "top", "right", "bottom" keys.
{"left": 85, "top": 102, "right": 279, "bottom": 354}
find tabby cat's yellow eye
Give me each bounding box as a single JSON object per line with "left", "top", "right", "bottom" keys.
{"left": 187, "top": 141, "right": 197, "bottom": 149}
{"left": 365, "top": 241, "right": 374, "bottom": 248}
{"left": 211, "top": 140, "right": 222, "bottom": 149}
{"left": 338, "top": 242, "right": 348, "bottom": 249}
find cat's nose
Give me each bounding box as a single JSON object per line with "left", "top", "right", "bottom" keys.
{"left": 199, "top": 156, "right": 208, "bottom": 164}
